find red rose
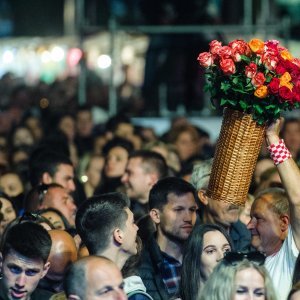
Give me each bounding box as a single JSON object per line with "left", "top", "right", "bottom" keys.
{"left": 209, "top": 40, "right": 222, "bottom": 56}
{"left": 220, "top": 58, "right": 236, "bottom": 75}
{"left": 279, "top": 86, "right": 294, "bottom": 101}
{"left": 268, "top": 78, "right": 280, "bottom": 94}
{"left": 218, "top": 46, "right": 232, "bottom": 58}
{"left": 229, "top": 39, "right": 251, "bottom": 61}
{"left": 264, "top": 40, "right": 279, "bottom": 56}
{"left": 245, "top": 62, "right": 257, "bottom": 78}
{"left": 276, "top": 61, "right": 287, "bottom": 75}
{"left": 251, "top": 72, "right": 266, "bottom": 87}
{"left": 197, "top": 52, "right": 214, "bottom": 68}
{"left": 293, "top": 85, "right": 300, "bottom": 102}
{"left": 262, "top": 53, "right": 278, "bottom": 71}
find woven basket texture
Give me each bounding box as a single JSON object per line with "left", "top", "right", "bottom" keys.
{"left": 206, "top": 108, "right": 266, "bottom": 206}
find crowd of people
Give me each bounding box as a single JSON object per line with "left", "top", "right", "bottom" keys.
{"left": 0, "top": 97, "right": 300, "bottom": 300}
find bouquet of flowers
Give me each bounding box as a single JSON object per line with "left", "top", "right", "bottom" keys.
{"left": 198, "top": 39, "right": 300, "bottom": 125}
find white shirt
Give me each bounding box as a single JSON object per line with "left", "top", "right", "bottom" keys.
{"left": 265, "top": 226, "right": 299, "bottom": 300}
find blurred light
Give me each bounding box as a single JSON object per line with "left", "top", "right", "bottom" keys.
{"left": 40, "top": 98, "right": 49, "bottom": 109}
{"left": 41, "top": 50, "right": 51, "bottom": 63}
{"left": 97, "top": 55, "right": 111, "bottom": 69}
{"left": 121, "top": 46, "right": 134, "bottom": 64}
{"left": 51, "top": 46, "right": 65, "bottom": 62}
{"left": 81, "top": 175, "right": 88, "bottom": 183}
{"left": 2, "top": 50, "right": 14, "bottom": 64}
{"left": 67, "top": 48, "right": 82, "bottom": 67}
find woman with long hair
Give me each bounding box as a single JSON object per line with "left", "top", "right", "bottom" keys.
{"left": 199, "top": 252, "right": 277, "bottom": 300}
{"left": 180, "top": 224, "right": 234, "bottom": 300}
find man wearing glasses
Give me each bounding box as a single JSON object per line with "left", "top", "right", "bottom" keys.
{"left": 247, "top": 118, "right": 300, "bottom": 300}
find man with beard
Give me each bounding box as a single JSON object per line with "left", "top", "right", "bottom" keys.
{"left": 190, "top": 159, "right": 251, "bottom": 251}
{"left": 138, "top": 177, "right": 198, "bottom": 300}
{"left": 247, "top": 118, "right": 300, "bottom": 300}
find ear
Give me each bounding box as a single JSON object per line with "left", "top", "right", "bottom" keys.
{"left": 42, "top": 172, "right": 53, "bottom": 185}
{"left": 198, "top": 189, "right": 209, "bottom": 206}
{"left": 150, "top": 209, "right": 160, "bottom": 225}
{"left": 147, "top": 173, "right": 158, "bottom": 188}
{"left": 279, "top": 214, "right": 289, "bottom": 232}
{"left": 113, "top": 228, "right": 123, "bottom": 245}
{"left": 41, "top": 261, "right": 51, "bottom": 278}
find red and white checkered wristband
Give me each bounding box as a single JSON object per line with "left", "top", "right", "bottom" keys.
{"left": 267, "top": 139, "right": 292, "bottom": 165}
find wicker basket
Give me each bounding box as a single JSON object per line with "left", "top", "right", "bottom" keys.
{"left": 206, "top": 108, "right": 266, "bottom": 206}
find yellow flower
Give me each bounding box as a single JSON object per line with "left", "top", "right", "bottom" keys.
{"left": 281, "top": 49, "right": 293, "bottom": 61}
{"left": 280, "top": 72, "right": 293, "bottom": 90}
{"left": 249, "top": 39, "right": 264, "bottom": 54}
{"left": 254, "top": 85, "right": 268, "bottom": 98}
{"left": 280, "top": 81, "right": 293, "bottom": 91}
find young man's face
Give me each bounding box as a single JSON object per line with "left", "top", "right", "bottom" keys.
{"left": 121, "top": 157, "right": 152, "bottom": 203}
{"left": 52, "top": 163, "right": 75, "bottom": 193}
{"left": 1, "top": 249, "right": 50, "bottom": 300}
{"left": 154, "top": 192, "right": 197, "bottom": 243}
{"left": 121, "top": 208, "right": 139, "bottom": 255}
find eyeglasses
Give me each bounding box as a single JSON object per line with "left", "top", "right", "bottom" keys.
{"left": 19, "top": 212, "right": 40, "bottom": 224}
{"left": 223, "top": 251, "right": 266, "bottom": 266}
{"left": 37, "top": 184, "right": 49, "bottom": 205}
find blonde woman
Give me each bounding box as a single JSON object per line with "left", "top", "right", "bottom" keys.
{"left": 198, "top": 252, "right": 277, "bottom": 300}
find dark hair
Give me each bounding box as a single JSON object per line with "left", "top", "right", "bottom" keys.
{"left": 149, "top": 176, "right": 197, "bottom": 210}
{"left": 2, "top": 222, "right": 52, "bottom": 263}
{"left": 180, "top": 224, "right": 234, "bottom": 300}
{"left": 29, "top": 148, "right": 73, "bottom": 187}
{"left": 75, "top": 192, "right": 130, "bottom": 254}
{"left": 105, "top": 115, "right": 131, "bottom": 133}
{"left": 102, "top": 137, "right": 134, "bottom": 156}
{"left": 23, "top": 183, "right": 63, "bottom": 212}
{"left": 129, "top": 150, "right": 168, "bottom": 180}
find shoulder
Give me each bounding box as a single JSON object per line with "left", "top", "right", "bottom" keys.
{"left": 31, "top": 288, "right": 55, "bottom": 300}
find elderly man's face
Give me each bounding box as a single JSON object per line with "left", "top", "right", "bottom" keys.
{"left": 206, "top": 197, "right": 240, "bottom": 227}
{"left": 1, "top": 249, "right": 49, "bottom": 300}
{"left": 86, "top": 262, "right": 127, "bottom": 300}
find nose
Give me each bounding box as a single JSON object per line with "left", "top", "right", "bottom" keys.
{"left": 68, "top": 180, "right": 76, "bottom": 192}
{"left": 116, "top": 289, "right": 127, "bottom": 300}
{"left": 121, "top": 173, "right": 128, "bottom": 184}
{"left": 216, "top": 250, "right": 225, "bottom": 262}
{"left": 16, "top": 273, "right": 26, "bottom": 287}
{"left": 134, "top": 223, "right": 139, "bottom": 232}
{"left": 247, "top": 217, "right": 256, "bottom": 230}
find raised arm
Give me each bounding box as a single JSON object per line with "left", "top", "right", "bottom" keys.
{"left": 266, "top": 118, "right": 300, "bottom": 249}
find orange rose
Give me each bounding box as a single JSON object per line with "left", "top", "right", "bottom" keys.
{"left": 254, "top": 85, "right": 268, "bottom": 98}
{"left": 280, "top": 49, "right": 293, "bottom": 61}
{"left": 249, "top": 39, "right": 264, "bottom": 54}
{"left": 280, "top": 72, "right": 292, "bottom": 86}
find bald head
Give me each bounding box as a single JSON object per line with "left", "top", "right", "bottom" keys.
{"left": 41, "top": 230, "right": 77, "bottom": 292}
{"left": 65, "top": 256, "right": 127, "bottom": 300}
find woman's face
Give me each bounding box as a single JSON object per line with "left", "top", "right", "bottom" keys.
{"left": 0, "top": 198, "right": 16, "bottom": 234}
{"left": 40, "top": 211, "right": 66, "bottom": 230}
{"left": 104, "top": 146, "right": 128, "bottom": 178}
{"left": 86, "top": 156, "right": 105, "bottom": 188}
{"left": 200, "top": 230, "right": 231, "bottom": 279}
{"left": 0, "top": 173, "right": 24, "bottom": 197}
{"left": 290, "top": 290, "right": 300, "bottom": 300}
{"left": 233, "top": 267, "right": 265, "bottom": 300}
{"left": 13, "top": 127, "right": 34, "bottom": 147}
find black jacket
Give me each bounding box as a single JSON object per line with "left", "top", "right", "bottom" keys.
{"left": 137, "top": 236, "right": 171, "bottom": 300}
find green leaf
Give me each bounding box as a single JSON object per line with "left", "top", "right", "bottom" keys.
{"left": 253, "top": 104, "right": 264, "bottom": 114}
{"left": 240, "top": 55, "right": 251, "bottom": 63}
{"left": 239, "top": 100, "right": 248, "bottom": 110}
{"left": 220, "top": 82, "right": 231, "bottom": 93}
